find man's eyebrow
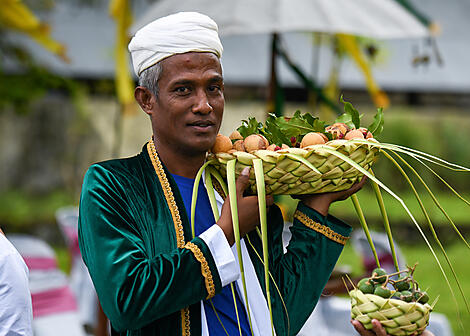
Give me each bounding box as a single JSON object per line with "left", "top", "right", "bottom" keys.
{"left": 171, "top": 76, "right": 223, "bottom": 86}
{"left": 208, "top": 75, "right": 224, "bottom": 83}
{"left": 171, "top": 79, "right": 193, "bottom": 86}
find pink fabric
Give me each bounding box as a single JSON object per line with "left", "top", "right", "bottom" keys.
{"left": 62, "top": 226, "right": 81, "bottom": 258}
{"left": 31, "top": 286, "right": 78, "bottom": 318}
{"left": 364, "top": 254, "right": 395, "bottom": 273}
{"left": 24, "top": 257, "right": 58, "bottom": 271}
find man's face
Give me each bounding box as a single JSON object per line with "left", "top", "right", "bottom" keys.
{"left": 150, "top": 52, "right": 224, "bottom": 157}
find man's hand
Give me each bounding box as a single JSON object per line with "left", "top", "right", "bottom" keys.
{"left": 217, "top": 167, "right": 274, "bottom": 246}
{"left": 351, "top": 319, "right": 435, "bottom": 336}
{"left": 295, "top": 175, "right": 367, "bottom": 216}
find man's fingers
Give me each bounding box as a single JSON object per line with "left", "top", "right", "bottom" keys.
{"left": 236, "top": 167, "right": 251, "bottom": 197}
{"left": 348, "top": 175, "right": 367, "bottom": 194}
{"left": 266, "top": 195, "right": 274, "bottom": 206}
{"left": 371, "top": 319, "right": 388, "bottom": 336}
{"left": 351, "top": 320, "right": 375, "bottom": 336}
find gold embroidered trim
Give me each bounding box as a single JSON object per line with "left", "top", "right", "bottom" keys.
{"left": 147, "top": 141, "right": 185, "bottom": 248}
{"left": 212, "top": 177, "right": 226, "bottom": 200}
{"left": 146, "top": 140, "right": 190, "bottom": 336}
{"left": 294, "top": 210, "right": 349, "bottom": 246}
{"left": 181, "top": 308, "right": 190, "bottom": 336}
{"left": 184, "top": 242, "right": 216, "bottom": 300}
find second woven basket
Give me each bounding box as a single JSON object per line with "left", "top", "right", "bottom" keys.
{"left": 350, "top": 289, "right": 432, "bottom": 336}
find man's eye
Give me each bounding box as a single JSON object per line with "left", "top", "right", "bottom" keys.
{"left": 175, "top": 87, "right": 189, "bottom": 94}
{"left": 208, "top": 85, "right": 221, "bottom": 92}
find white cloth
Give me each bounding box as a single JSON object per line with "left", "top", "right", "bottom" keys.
{"left": 197, "top": 172, "right": 275, "bottom": 336}
{"left": 128, "top": 11, "right": 223, "bottom": 76}
{"left": 32, "top": 312, "right": 87, "bottom": 336}
{"left": 0, "top": 234, "right": 33, "bottom": 336}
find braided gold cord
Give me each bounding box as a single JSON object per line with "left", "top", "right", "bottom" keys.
{"left": 147, "top": 141, "right": 185, "bottom": 247}
{"left": 212, "top": 177, "right": 227, "bottom": 200}
{"left": 184, "top": 242, "right": 216, "bottom": 300}
{"left": 294, "top": 210, "right": 349, "bottom": 245}
{"left": 146, "top": 140, "right": 190, "bottom": 336}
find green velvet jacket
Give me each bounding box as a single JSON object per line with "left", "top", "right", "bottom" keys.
{"left": 78, "top": 144, "right": 352, "bottom": 336}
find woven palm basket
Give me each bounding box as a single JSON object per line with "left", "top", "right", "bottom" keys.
{"left": 350, "top": 289, "right": 432, "bottom": 336}
{"left": 208, "top": 139, "right": 380, "bottom": 195}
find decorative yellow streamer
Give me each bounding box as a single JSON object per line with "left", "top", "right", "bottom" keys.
{"left": 0, "top": 0, "right": 69, "bottom": 62}
{"left": 109, "top": 0, "right": 135, "bottom": 115}
{"left": 336, "top": 34, "right": 389, "bottom": 109}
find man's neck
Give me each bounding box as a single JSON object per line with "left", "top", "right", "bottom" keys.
{"left": 153, "top": 139, "right": 206, "bottom": 179}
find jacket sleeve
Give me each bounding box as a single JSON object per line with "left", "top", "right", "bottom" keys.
{"left": 246, "top": 202, "right": 351, "bottom": 335}
{"left": 78, "top": 164, "right": 223, "bottom": 332}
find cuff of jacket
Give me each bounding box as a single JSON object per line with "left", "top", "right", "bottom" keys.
{"left": 199, "top": 225, "right": 240, "bottom": 287}
{"left": 295, "top": 202, "right": 352, "bottom": 245}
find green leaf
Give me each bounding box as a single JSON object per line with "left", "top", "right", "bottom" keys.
{"left": 273, "top": 116, "right": 302, "bottom": 139}
{"left": 264, "top": 116, "right": 291, "bottom": 146}
{"left": 237, "top": 117, "right": 263, "bottom": 138}
{"left": 285, "top": 115, "right": 317, "bottom": 135}
{"left": 368, "top": 107, "right": 384, "bottom": 136}
{"left": 339, "top": 96, "right": 361, "bottom": 129}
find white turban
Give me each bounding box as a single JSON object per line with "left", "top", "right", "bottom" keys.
{"left": 128, "top": 12, "right": 223, "bottom": 76}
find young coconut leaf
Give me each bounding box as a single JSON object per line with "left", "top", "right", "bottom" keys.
{"left": 369, "top": 171, "right": 400, "bottom": 273}
{"left": 204, "top": 169, "right": 220, "bottom": 221}
{"left": 207, "top": 167, "right": 229, "bottom": 197}
{"left": 245, "top": 235, "right": 291, "bottom": 336}
{"left": 413, "top": 158, "right": 470, "bottom": 207}
{"left": 389, "top": 151, "right": 470, "bottom": 250}
{"left": 386, "top": 143, "right": 470, "bottom": 172}
{"left": 208, "top": 300, "right": 231, "bottom": 336}
{"left": 350, "top": 194, "right": 381, "bottom": 268}
{"left": 253, "top": 159, "right": 275, "bottom": 335}
{"left": 193, "top": 165, "right": 245, "bottom": 336}
{"left": 315, "top": 145, "right": 460, "bottom": 316}
{"left": 226, "top": 160, "right": 255, "bottom": 335}
{"left": 191, "top": 161, "right": 216, "bottom": 238}
{"left": 349, "top": 139, "right": 470, "bottom": 248}
{"left": 381, "top": 150, "right": 470, "bottom": 318}
{"left": 345, "top": 139, "right": 470, "bottom": 172}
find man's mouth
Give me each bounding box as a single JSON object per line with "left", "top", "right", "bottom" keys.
{"left": 188, "top": 120, "right": 215, "bottom": 130}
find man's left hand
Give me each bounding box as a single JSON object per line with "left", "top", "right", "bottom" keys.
{"left": 351, "top": 319, "right": 435, "bottom": 336}
{"left": 295, "top": 175, "right": 367, "bottom": 216}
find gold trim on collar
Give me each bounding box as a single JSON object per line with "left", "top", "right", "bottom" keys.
{"left": 294, "top": 210, "right": 349, "bottom": 246}
{"left": 147, "top": 141, "right": 185, "bottom": 248}
{"left": 146, "top": 140, "right": 190, "bottom": 336}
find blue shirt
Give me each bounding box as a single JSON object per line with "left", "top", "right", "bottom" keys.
{"left": 172, "top": 174, "right": 251, "bottom": 336}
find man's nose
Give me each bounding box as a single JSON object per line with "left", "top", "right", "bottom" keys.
{"left": 192, "top": 90, "right": 212, "bottom": 114}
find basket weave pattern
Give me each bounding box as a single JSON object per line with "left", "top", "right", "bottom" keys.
{"left": 350, "top": 289, "right": 432, "bottom": 336}
{"left": 208, "top": 140, "right": 380, "bottom": 195}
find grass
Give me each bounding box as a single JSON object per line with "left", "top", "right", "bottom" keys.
{"left": 336, "top": 241, "right": 470, "bottom": 334}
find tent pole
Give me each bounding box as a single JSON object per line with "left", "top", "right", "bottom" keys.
{"left": 267, "top": 33, "right": 279, "bottom": 116}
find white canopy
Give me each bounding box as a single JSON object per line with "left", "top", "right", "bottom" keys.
{"left": 132, "top": 0, "right": 429, "bottom": 39}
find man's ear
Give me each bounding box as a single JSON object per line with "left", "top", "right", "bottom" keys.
{"left": 135, "top": 86, "right": 156, "bottom": 115}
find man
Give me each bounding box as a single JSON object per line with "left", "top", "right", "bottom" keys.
{"left": 0, "top": 229, "right": 33, "bottom": 336}
{"left": 78, "top": 11, "right": 431, "bottom": 336}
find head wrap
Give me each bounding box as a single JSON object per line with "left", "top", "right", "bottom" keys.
{"left": 128, "top": 12, "right": 223, "bottom": 76}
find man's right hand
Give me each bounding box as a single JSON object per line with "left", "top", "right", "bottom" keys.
{"left": 217, "top": 167, "right": 274, "bottom": 246}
